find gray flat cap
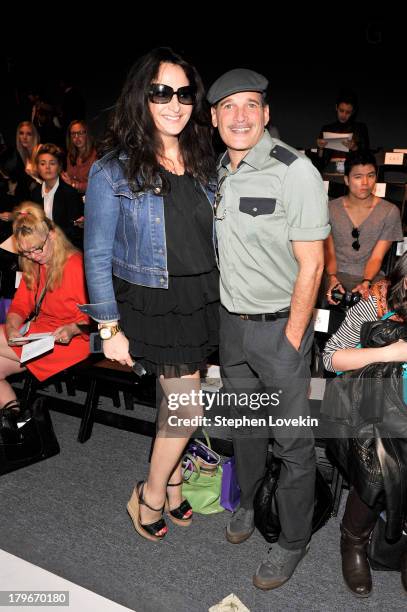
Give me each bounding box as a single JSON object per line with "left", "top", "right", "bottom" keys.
{"left": 207, "top": 68, "right": 268, "bottom": 105}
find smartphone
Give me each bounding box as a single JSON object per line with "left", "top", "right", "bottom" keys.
{"left": 89, "top": 332, "right": 103, "bottom": 353}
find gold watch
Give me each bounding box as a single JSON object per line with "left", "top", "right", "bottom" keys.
{"left": 98, "top": 323, "right": 121, "bottom": 340}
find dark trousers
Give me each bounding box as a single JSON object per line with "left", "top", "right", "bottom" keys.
{"left": 220, "top": 306, "right": 316, "bottom": 550}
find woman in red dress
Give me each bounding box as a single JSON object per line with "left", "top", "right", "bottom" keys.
{"left": 0, "top": 202, "right": 90, "bottom": 418}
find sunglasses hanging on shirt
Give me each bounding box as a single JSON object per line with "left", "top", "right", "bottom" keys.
{"left": 351, "top": 227, "right": 360, "bottom": 251}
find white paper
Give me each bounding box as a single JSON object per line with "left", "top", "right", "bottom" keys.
{"left": 9, "top": 332, "right": 52, "bottom": 345}
{"left": 373, "top": 182, "right": 386, "bottom": 197}
{"left": 323, "top": 131, "right": 353, "bottom": 152}
{"left": 397, "top": 238, "right": 407, "bottom": 256}
{"left": 384, "top": 151, "right": 404, "bottom": 165}
{"left": 20, "top": 336, "right": 55, "bottom": 363}
{"left": 309, "top": 377, "right": 326, "bottom": 401}
{"left": 209, "top": 593, "right": 250, "bottom": 612}
{"left": 313, "top": 308, "right": 330, "bottom": 333}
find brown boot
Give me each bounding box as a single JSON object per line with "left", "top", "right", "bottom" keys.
{"left": 340, "top": 523, "right": 372, "bottom": 597}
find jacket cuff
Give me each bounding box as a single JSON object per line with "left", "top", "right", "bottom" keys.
{"left": 78, "top": 301, "right": 120, "bottom": 323}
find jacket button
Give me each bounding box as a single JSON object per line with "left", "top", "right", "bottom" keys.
{"left": 155, "top": 217, "right": 161, "bottom": 223}
{"left": 154, "top": 187, "right": 161, "bottom": 194}
{"left": 160, "top": 277, "right": 165, "bottom": 284}
{"left": 253, "top": 207, "right": 257, "bottom": 212}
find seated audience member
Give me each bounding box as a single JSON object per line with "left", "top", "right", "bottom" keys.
{"left": 61, "top": 120, "right": 97, "bottom": 194}
{"left": 34, "top": 102, "right": 64, "bottom": 148}
{"left": 1, "top": 122, "right": 40, "bottom": 202}
{"left": 324, "top": 150, "right": 403, "bottom": 305}
{"left": 31, "top": 144, "right": 84, "bottom": 248}
{"left": 317, "top": 90, "right": 370, "bottom": 171}
{"left": 0, "top": 203, "right": 90, "bottom": 417}
{"left": 323, "top": 253, "right": 407, "bottom": 597}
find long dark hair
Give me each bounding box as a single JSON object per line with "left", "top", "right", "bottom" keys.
{"left": 101, "top": 47, "right": 215, "bottom": 193}
{"left": 388, "top": 252, "right": 407, "bottom": 319}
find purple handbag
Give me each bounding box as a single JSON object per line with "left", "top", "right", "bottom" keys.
{"left": 220, "top": 456, "right": 241, "bottom": 512}
{"left": 0, "top": 298, "right": 11, "bottom": 324}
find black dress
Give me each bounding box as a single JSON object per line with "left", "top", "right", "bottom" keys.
{"left": 114, "top": 170, "right": 219, "bottom": 378}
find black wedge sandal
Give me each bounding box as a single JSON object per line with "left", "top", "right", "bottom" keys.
{"left": 165, "top": 481, "right": 193, "bottom": 527}
{"left": 127, "top": 481, "right": 168, "bottom": 542}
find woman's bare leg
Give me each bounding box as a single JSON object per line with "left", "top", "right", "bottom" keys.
{"left": 0, "top": 325, "right": 25, "bottom": 408}
{"left": 139, "top": 370, "right": 202, "bottom": 527}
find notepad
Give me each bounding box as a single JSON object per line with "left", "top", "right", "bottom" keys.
{"left": 323, "top": 131, "right": 353, "bottom": 152}
{"left": 9, "top": 332, "right": 53, "bottom": 345}
{"left": 20, "top": 336, "right": 55, "bottom": 363}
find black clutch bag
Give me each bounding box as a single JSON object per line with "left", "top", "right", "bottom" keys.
{"left": 253, "top": 456, "right": 333, "bottom": 543}
{"left": 0, "top": 397, "right": 60, "bottom": 476}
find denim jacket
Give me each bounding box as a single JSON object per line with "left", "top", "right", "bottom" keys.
{"left": 79, "top": 153, "right": 216, "bottom": 322}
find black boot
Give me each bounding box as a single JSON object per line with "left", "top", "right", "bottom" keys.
{"left": 340, "top": 523, "right": 373, "bottom": 597}
{"left": 340, "top": 488, "right": 379, "bottom": 598}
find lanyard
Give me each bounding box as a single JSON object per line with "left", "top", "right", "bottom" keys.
{"left": 27, "top": 273, "right": 49, "bottom": 322}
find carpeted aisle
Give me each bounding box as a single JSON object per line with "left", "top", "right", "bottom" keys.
{"left": 0, "top": 404, "right": 405, "bottom": 612}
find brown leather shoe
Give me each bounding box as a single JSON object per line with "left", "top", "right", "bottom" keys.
{"left": 401, "top": 551, "right": 407, "bottom": 593}
{"left": 340, "top": 524, "right": 372, "bottom": 597}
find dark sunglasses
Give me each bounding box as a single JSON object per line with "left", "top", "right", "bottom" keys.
{"left": 351, "top": 227, "right": 360, "bottom": 251}
{"left": 148, "top": 84, "right": 196, "bottom": 105}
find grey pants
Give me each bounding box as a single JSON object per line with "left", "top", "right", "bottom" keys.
{"left": 219, "top": 306, "right": 316, "bottom": 550}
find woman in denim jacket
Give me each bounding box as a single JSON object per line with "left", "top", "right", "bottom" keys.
{"left": 81, "top": 47, "right": 218, "bottom": 542}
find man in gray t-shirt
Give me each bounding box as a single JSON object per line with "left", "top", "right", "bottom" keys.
{"left": 208, "top": 69, "right": 329, "bottom": 590}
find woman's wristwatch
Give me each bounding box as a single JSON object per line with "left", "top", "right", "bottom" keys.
{"left": 98, "top": 323, "right": 121, "bottom": 340}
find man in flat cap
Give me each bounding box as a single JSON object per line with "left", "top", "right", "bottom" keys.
{"left": 208, "top": 69, "right": 329, "bottom": 590}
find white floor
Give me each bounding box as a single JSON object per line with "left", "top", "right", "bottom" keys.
{"left": 0, "top": 550, "right": 133, "bottom": 612}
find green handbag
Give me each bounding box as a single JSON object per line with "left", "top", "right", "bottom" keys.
{"left": 182, "top": 454, "right": 224, "bottom": 515}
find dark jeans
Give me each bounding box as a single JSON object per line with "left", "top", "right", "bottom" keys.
{"left": 219, "top": 306, "right": 316, "bottom": 550}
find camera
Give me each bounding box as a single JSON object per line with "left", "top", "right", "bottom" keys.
{"left": 331, "top": 289, "right": 361, "bottom": 308}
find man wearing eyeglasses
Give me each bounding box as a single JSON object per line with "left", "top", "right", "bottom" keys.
{"left": 208, "top": 69, "right": 330, "bottom": 590}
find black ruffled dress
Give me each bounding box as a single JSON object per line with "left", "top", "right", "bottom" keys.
{"left": 113, "top": 170, "right": 219, "bottom": 378}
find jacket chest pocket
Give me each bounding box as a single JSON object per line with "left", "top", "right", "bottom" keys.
{"left": 239, "top": 197, "right": 276, "bottom": 217}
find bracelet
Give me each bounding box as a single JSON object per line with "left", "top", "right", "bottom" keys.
{"left": 327, "top": 272, "right": 337, "bottom": 277}
{"left": 363, "top": 279, "right": 372, "bottom": 287}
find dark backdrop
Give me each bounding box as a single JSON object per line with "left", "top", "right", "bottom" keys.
{"left": 1, "top": 14, "right": 405, "bottom": 150}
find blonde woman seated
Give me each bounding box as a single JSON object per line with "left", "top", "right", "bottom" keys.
{"left": 0, "top": 203, "right": 90, "bottom": 418}
{"left": 325, "top": 150, "right": 403, "bottom": 305}
{"left": 1, "top": 122, "right": 40, "bottom": 209}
